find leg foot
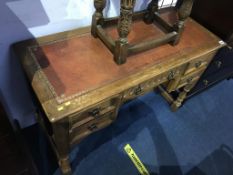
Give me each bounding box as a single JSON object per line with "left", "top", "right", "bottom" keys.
{"left": 114, "top": 0, "right": 136, "bottom": 64}
{"left": 52, "top": 119, "right": 71, "bottom": 175}
{"left": 114, "top": 38, "right": 128, "bottom": 65}
{"left": 59, "top": 157, "right": 72, "bottom": 175}
{"left": 171, "top": 101, "right": 181, "bottom": 112}
{"left": 170, "top": 82, "right": 195, "bottom": 111}
{"left": 172, "top": 0, "right": 194, "bottom": 45}
{"left": 171, "top": 21, "right": 184, "bottom": 45}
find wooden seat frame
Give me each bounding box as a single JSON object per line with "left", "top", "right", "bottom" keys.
{"left": 91, "top": 0, "right": 195, "bottom": 65}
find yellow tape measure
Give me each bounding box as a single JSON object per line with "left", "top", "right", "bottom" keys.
{"left": 124, "top": 144, "right": 150, "bottom": 175}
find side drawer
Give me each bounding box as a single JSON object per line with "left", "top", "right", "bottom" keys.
{"left": 189, "top": 65, "right": 233, "bottom": 97}
{"left": 184, "top": 51, "right": 216, "bottom": 75}
{"left": 178, "top": 67, "right": 206, "bottom": 88}
{"left": 69, "top": 111, "right": 115, "bottom": 146}
{"left": 204, "top": 47, "right": 233, "bottom": 77}
{"left": 69, "top": 95, "right": 121, "bottom": 127}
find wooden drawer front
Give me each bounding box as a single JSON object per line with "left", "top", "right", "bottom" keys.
{"left": 70, "top": 111, "right": 115, "bottom": 145}
{"left": 123, "top": 79, "right": 157, "bottom": 101}
{"left": 178, "top": 67, "right": 206, "bottom": 88}
{"left": 184, "top": 51, "right": 216, "bottom": 75}
{"left": 69, "top": 96, "right": 120, "bottom": 126}
{"left": 160, "top": 67, "right": 184, "bottom": 83}
{"left": 123, "top": 68, "right": 182, "bottom": 101}
{"left": 213, "top": 48, "right": 233, "bottom": 69}
{"left": 204, "top": 47, "right": 233, "bottom": 77}
{"left": 189, "top": 65, "right": 233, "bottom": 97}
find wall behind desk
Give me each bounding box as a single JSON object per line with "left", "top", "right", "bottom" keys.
{"left": 0, "top": 0, "right": 174, "bottom": 128}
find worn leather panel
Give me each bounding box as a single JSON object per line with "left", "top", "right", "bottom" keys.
{"left": 32, "top": 15, "right": 219, "bottom": 100}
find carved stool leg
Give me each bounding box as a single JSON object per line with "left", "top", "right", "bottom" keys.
{"left": 171, "top": 81, "right": 196, "bottom": 111}
{"left": 114, "top": 0, "right": 136, "bottom": 64}
{"left": 91, "top": 0, "right": 106, "bottom": 37}
{"left": 172, "top": 0, "right": 194, "bottom": 45}
{"left": 52, "top": 119, "right": 71, "bottom": 175}
{"left": 144, "top": 0, "right": 159, "bottom": 24}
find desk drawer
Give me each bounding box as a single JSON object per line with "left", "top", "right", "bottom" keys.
{"left": 69, "top": 96, "right": 120, "bottom": 126}
{"left": 204, "top": 47, "right": 233, "bottom": 77}
{"left": 122, "top": 79, "right": 156, "bottom": 101}
{"left": 188, "top": 65, "right": 233, "bottom": 99}
{"left": 69, "top": 111, "right": 115, "bottom": 145}
{"left": 178, "top": 67, "right": 206, "bottom": 88}
{"left": 123, "top": 67, "right": 182, "bottom": 101}
{"left": 184, "top": 51, "right": 216, "bottom": 75}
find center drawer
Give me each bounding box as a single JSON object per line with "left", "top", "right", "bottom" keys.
{"left": 122, "top": 67, "right": 183, "bottom": 101}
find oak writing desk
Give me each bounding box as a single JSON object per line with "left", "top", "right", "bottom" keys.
{"left": 14, "top": 11, "right": 224, "bottom": 175}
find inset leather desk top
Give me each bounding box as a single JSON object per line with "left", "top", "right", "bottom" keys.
{"left": 14, "top": 14, "right": 222, "bottom": 121}
{"left": 31, "top": 19, "right": 218, "bottom": 99}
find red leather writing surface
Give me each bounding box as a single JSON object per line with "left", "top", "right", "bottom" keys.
{"left": 32, "top": 16, "right": 217, "bottom": 98}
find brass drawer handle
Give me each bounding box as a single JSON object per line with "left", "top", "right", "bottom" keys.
{"left": 88, "top": 123, "right": 98, "bottom": 131}
{"left": 203, "top": 79, "right": 209, "bottom": 86}
{"left": 186, "top": 77, "right": 193, "bottom": 83}
{"left": 215, "top": 61, "right": 222, "bottom": 68}
{"left": 89, "top": 108, "right": 100, "bottom": 117}
{"left": 134, "top": 86, "right": 142, "bottom": 95}
{"left": 195, "top": 61, "right": 202, "bottom": 68}
{"left": 167, "top": 70, "right": 175, "bottom": 80}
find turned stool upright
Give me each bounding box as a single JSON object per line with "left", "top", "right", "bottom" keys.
{"left": 91, "top": 0, "right": 195, "bottom": 64}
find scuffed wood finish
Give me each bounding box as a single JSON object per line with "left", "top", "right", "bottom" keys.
{"left": 14, "top": 17, "right": 225, "bottom": 174}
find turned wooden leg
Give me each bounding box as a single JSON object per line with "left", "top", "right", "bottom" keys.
{"left": 144, "top": 0, "right": 159, "bottom": 24}
{"left": 172, "top": 0, "right": 194, "bottom": 45}
{"left": 91, "top": 0, "right": 106, "bottom": 37}
{"left": 171, "top": 81, "right": 196, "bottom": 111}
{"left": 52, "top": 118, "right": 71, "bottom": 175}
{"left": 59, "top": 157, "right": 72, "bottom": 175}
{"left": 114, "top": 0, "right": 136, "bottom": 64}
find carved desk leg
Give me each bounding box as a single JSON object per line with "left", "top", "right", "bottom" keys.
{"left": 171, "top": 80, "right": 197, "bottom": 111}
{"left": 114, "top": 0, "right": 136, "bottom": 64}
{"left": 144, "top": 0, "right": 159, "bottom": 24}
{"left": 52, "top": 118, "right": 71, "bottom": 175}
{"left": 91, "top": 0, "right": 106, "bottom": 37}
{"left": 173, "top": 0, "right": 194, "bottom": 45}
